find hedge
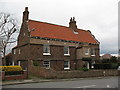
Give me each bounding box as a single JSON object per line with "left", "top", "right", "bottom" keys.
{"left": 5, "top": 71, "right": 24, "bottom": 75}
{"left": 94, "top": 63, "right": 118, "bottom": 69}
{"left": 0, "top": 66, "right": 23, "bottom": 72}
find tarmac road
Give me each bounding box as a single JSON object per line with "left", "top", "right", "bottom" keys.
{"left": 3, "top": 76, "right": 119, "bottom": 88}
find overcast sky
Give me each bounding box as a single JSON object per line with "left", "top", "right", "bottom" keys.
{"left": 0, "top": 0, "right": 119, "bottom": 54}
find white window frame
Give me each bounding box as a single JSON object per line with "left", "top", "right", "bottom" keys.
{"left": 64, "top": 60, "right": 70, "bottom": 70}
{"left": 18, "top": 61, "right": 21, "bottom": 66}
{"left": 85, "top": 48, "right": 89, "bottom": 55}
{"left": 12, "top": 60, "right": 14, "bottom": 66}
{"left": 64, "top": 46, "right": 70, "bottom": 56}
{"left": 91, "top": 48, "right": 95, "bottom": 56}
{"left": 43, "top": 45, "right": 51, "bottom": 55}
{"left": 43, "top": 60, "right": 50, "bottom": 69}
{"left": 13, "top": 49, "right": 16, "bottom": 54}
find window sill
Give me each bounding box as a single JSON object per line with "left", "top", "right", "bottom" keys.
{"left": 64, "top": 54, "right": 70, "bottom": 56}
{"left": 43, "top": 53, "right": 51, "bottom": 55}
{"left": 85, "top": 53, "right": 89, "bottom": 55}
{"left": 64, "top": 68, "right": 70, "bottom": 70}
{"left": 91, "top": 55, "right": 95, "bottom": 56}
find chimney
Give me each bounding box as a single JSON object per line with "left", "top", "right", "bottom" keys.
{"left": 69, "top": 17, "right": 77, "bottom": 30}
{"left": 22, "top": 7, "right": 29, "bottom": 22}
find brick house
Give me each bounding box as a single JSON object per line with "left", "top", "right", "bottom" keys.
{"left": 11, "top": 7, "right": 100, "bottom": 71}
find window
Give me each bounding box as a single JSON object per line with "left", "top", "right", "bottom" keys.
{"left": 13, "top": 49, "right": 16, "bottom": 54}
{"left": 91, "top": 49, "right": 95, "bottom": 56}
{"left": 64, "top": 46, "right": 70, "bottom": 55}
{"left": 64, "top": 61, "right": 70, "bottom": 69}
{"left": 43, "top": 45, "right": 50, "bottom": 55}
{"left": 18, "top": 49, "right": 21, "bottom": 54}
{"left": 73, "top": 30, "right": 78, "bottom": 34}
{"left": 43, "top": 61, "right": 50, "bottom": 69}
{"left": 85, "top": 48, "right": 89, "bottom": 55}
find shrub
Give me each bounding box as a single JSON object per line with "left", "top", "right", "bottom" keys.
{"left": 82, "top": 57, "right": 92, "bottom": 62}
{"left": 0, "top": 66, "right": 23, "bottom": 72}
{"left": 5, "top": 71, "right": 24, "bottom": 75}
{"left": 77, "top": 67, "right": 89, "bottom": 71}
{"left": 82, "top": 67, "right": 89, "bottom": 71}
{"left": 94, "top": 63, "right": 118, "bottom": 69}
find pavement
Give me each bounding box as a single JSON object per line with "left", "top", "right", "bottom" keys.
{"left": 2, "top": 76, "right": 111, "bottom": 86}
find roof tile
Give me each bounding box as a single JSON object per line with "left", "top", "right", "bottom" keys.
{"left": 28, "top": 20, "right": 99, "bottom": 44}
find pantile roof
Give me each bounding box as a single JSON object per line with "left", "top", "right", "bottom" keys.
{"left": 28, "top": 20, "right": 99, "bottom": 44}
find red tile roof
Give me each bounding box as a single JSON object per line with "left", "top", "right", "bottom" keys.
{"left": 28, "top": 20, "right": 99, "bottom": 44}
{"left": 102, "top": 54, "right": 112, "bottom": 59}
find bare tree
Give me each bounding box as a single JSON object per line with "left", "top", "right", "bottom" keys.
{"left": 0, "top": 12, "right": 18, "bottom": 65}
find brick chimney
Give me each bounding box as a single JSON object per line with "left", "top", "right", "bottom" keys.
{"left": 69, "top": 17, "right": 77, "bottom": 30}
{"left": 22, "top": 7, "right": 29, "bottom": 22}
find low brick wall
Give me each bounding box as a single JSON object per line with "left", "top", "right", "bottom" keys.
{"left": 2, "top": 70, "right": 27, "bottom": 80}
{"left": 28, "top": 60, "right": 120, "bottom": 79}
{"left": 28, "top": 61, "right": 57, "bottom": 78}
{"left": 56, "top": 70, "right": 119, "bottom": 79}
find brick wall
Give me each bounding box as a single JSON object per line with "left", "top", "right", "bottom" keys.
{"left": 2, "top": 70, "right": 27, "bottom": 80}
{"left": 28, "top": 60, "right": 120, "bottom": 79}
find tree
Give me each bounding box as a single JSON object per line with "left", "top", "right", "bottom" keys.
{"left": 0, "top": 12, "right": 18, "bottom": 65}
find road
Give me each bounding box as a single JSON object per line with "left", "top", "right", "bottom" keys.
{"left": 3, "top": 76, "right": 119, "bottom": 88}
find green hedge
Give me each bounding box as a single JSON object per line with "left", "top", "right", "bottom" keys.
{"left": 5, "top": 71, "right": 24, "bottom": 75}
{"left": 94, "top": 63, "right": 118, "bottom": 69}
{"left": 82, "top": 57, "right": 92, "bottom": 62}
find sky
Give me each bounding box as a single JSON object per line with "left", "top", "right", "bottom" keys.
{"left": 0, "top": 0, "right": 119, "bottom": 54}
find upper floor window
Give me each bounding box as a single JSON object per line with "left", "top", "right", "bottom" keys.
{"left": 85, "top": 48, "right": 89, "bottom": 55}
{"left": 91, "top": 48, "right": 95, "bottom": 56}
{"left": 13, "top": 49, "right": 16, "bottom": 54}
{"left": 43, "top": 45, "right": 50, "bottom": 55}
{"left": 64, "top": 46, "right": 70, "bottom": 55}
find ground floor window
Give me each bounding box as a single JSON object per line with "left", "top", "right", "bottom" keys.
{"left": 64, "top": 60, "right": 70, "bottom": 69}
{"left": 43, "top": 60, "right": 50, "bottom": 69}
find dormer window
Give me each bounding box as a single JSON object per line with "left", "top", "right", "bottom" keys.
{"left": 73, "top": 30, "right": 78, "bottom": 34}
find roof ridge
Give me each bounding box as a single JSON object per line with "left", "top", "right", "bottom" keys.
{"left": 29, "top": 19, "right": 69, "bottom": 28}
{"left": 29, "top": 19, "right": 87, "bottom": 31}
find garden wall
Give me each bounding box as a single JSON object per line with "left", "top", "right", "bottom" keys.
{"left": 1, "top": 70, "right": 27, "bottom": 80}
{"left": 28, "top": 60, "right": 120, "bottom": 79}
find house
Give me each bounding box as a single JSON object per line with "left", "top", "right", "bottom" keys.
{"left": 2, "top": 53, "right": 12, "bottom": 66}
{"left": 100, "top": 54, "right": 112, "bottom": 60}
{"left": 11, "top": 7, "right": 100, "bottom": 70}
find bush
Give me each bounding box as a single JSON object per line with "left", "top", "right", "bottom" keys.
{"left": 82, "top": 57, "right": 92, "bottom": 62}
{"left": 5, "top": 71, "right": 24, "bottom": 75}
{"left": 0, "top": 66, "right": 23, "bottom": 72}
{"left": 82, "top": 67, "right": 89, "bottom": 71}
{"left": 94, "top": 63, "right": 118, "bottom": 69}
{"left": 77, "top": 67, "right": 89, "bottom": 71}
